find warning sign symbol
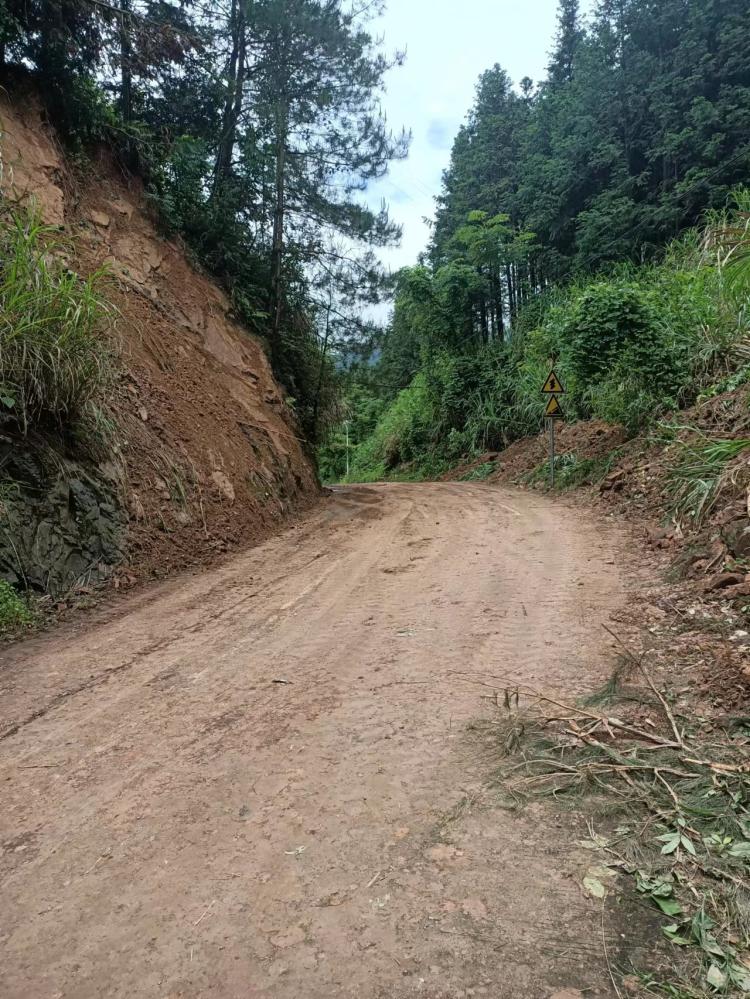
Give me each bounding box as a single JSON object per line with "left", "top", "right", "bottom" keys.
{"left": 544, "top": 395, "right": 565, "bottom": 420}
{"left": 541, "top": 370, "right": 565, "bottom": 395}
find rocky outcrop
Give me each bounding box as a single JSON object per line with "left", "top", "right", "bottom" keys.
{"left": 0, "top": 440, "right": 125, "bottom": 595}
{"left": 722, "top": 518, "right": 750, "bottom": 560}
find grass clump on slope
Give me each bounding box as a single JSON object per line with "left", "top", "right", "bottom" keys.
{"left": 0, "top": 204, "right": 113, "bottom": 437}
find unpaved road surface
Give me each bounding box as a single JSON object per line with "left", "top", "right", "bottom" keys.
{"left": 1, "top": 484, "right": 639, "bottom": 998}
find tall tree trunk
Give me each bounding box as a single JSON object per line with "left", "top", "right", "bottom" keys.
{"left": 479, "top": 295, "right": 488, "bottom": 345}
{"left": 490, "top": 268, "right": 501, "bottom": 339}
{"left": 488, "top": 280, "right": 496, "bottom": 341}
{"left": 270, "top": 101, "right": 288, "bottom": 369}
{"left": 312, "top": 292, "right": 333, "bottom": 439}
{"left": 505, "top": 264, "right": 515, "bottom": 325}
{"left": 39, "top": 0, "right": 63, "bottom": 72}
{"left": 38, "top": 0, "right": 67, "bottom": 122}
{"left": 213, "top": 0, "right": 247, "bottom": 194}
{"left": 119, "top": 0, "right": 133, "bottom": 124}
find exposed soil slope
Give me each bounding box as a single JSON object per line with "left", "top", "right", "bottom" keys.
{"left": 0, "top": 83, "right": 319, "bottom": 589}
{"left": 0, "top": 482, "right": 652, "bottom": 998}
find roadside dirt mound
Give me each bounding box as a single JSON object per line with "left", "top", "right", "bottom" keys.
{"left": 500, "top": 419, "right": 627, "bottom": 481}
{"left": 0, "top": 83, "right": 319, "bottom": 591}
{"left": 445, "top": 420, "right": 627, "bottom": 483}
{"left": 447, "top": 395, "right": 750, "bottom": 602}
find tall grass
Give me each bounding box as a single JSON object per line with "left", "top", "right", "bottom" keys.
{"left": 664, "top": 429, "right": 750, "bottom": 525}
{"left": 0, "top": 204, "right": 113, "bottom": 435}
{"left": 708, "top": 189, "right": 750, "bottom": 304}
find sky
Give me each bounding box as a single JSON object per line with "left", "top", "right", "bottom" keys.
{"left": 364, "top": 0, "right": 584, "bottom": 273}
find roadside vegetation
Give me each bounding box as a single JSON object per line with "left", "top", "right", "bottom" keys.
{"left": 0, "top": 203, "right": 118, "bottom": 612}
{"left": 663, "top": 433, "right": 750, "bottom": 529}
{"left": 319, "top": 0, "right": 750, "bottom": 484}
{"left": 0, "top": 204, "right": 113, "bottom": 438}
{"left": 321, "top": 201, "right": 750, "bottom": 484}
{"left": 471, "top": 633, "right": 750, "bottom": 997}
{"left": 0, "top": 578, "right": 32, "bottom": 635}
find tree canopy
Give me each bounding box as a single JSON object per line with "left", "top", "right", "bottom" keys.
{"left": 0, "top": 0, "right": 408, "bottom": 438}
{"left": 321, "top": 0, "right": 750, "bottom": 483}
{"left": 434, "top": 0, "right": 750, "bottom": 288}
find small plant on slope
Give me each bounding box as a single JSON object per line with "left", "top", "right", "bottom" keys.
{"left": 0, "top": 203, "right": 113, "bottom": 436}
{"left": 0, "top": 580, "right": 31, "bottom": 634}
{"left": 663, "top": 429, "right": 750, "bottom": 526}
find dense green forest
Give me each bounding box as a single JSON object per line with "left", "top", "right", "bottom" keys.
{"left": 321, "top": 0, "right": 750, "bottom": 483}
{"left": 1, "top": 0, "right": 749, "bottom": 481}
{"left": 0, "top": 0, "right": 408, "bottom": 439}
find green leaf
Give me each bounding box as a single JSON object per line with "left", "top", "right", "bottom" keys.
{"left": 729, "top": 964, "right": 750, "bottom": 992}
{"left": 654, "top": 897, "right": 682, "bottom": 916}
{"left": 707, "top": 964, "right": 727, "bottom": 989}
{"left": 0, "top": 394, "right": 15, "bottom": 408}
{"left": 660, "top": 834, "right": 681, "bottom": 855}
{"left": 680, "top": 834, "right": 697, "bottom": 856}
{"left": 582, "top": 876, "right": 606, "bottom": 899}
{"left": 704, "top": 937, "right": 726, "bottom": 959}
{"left": 663, "top": 925, "right": 691, "bottom": 947}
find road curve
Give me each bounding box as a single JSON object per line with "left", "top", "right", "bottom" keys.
{"left": 0, "top": 483, "right": 630, "bottom": 998}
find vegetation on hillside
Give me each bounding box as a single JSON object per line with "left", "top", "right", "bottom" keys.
{"left": 0, "top": 577, "right": 31, "bottom": 633}
{"left": 321, "top": 0, "right": 750, "bottom": 483}
{"left": 0, "top": 0, "right": 408, "bottom": 439}
{"left": 322, "top": 199, "right": 750, "bottom": 483}
{"left": 0, "top": 205, "right": 113, "bottom": 438}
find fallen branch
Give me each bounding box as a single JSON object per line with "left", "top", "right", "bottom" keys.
{"left": 454, "top": 671, "right": 683, "bottom": 749}
{"left": 602, "top": 624, "right": 686, "bottom": 750}
{"left": 682, "top": 757, "right": 750, "bottom": 775}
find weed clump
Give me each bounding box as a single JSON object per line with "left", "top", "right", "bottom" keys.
{"left": 0, "top": 204, "right": 113, "bottom": 436}
{"left": 662, "top": 430, "right": 750, "bottom": 527}
{"left": 0, "top": 580, "right": 31, "bottom": 634}
{"left": 473, "top": 662, "right": 750, "bottom": 995}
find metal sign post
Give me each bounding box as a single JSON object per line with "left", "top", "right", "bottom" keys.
{"left": 541, "top": 367, "right": 566, "bottom": 488}
{"left": 549, "top": 418, "right": 556, "bottom": 488}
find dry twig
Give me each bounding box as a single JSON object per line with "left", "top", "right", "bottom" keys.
{"left": 602, "top": 624, "right": 686, "bottom": 749}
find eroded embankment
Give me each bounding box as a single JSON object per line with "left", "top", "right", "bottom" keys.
{"left": 0, "top": 81, "right": 319, "bottom": 598}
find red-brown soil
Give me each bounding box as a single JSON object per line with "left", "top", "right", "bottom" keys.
{"left": 0, "top": 83, "right": 319, "bottom": 588}
{"left": 0, "top": 482, "right": 658, "bottom": 998}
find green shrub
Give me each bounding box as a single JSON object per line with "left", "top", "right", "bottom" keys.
{"left": 0, "top": 204, "right": 113, "bottom": 435}
{"left": 587, "top": 366, "right": 669, "bottom": 434}
{"left": 348, "top": 374, "right": 436, "bottom": 481}
{"left": 565, "top": 281, "right": 659, "bottom": 385}
{"left": 0, "top": 579, "right": 31, "bottom": 634}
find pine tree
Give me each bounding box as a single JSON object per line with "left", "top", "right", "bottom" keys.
{"left": 244, "top": 0, "right": 409, "bottom": 370}
{"left": 548, "top": 0, "right": 584, "bottom": 86}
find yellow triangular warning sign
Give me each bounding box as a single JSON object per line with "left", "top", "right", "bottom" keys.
{"left": 545, "top": 395, "right": 565, "bottom": 420}
{"left": 541, "top": 370, "right": 565, "bottom": 394}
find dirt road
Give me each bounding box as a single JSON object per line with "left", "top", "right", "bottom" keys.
{"left": 1, "top": 483, "right": 638, "bottom": 998}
